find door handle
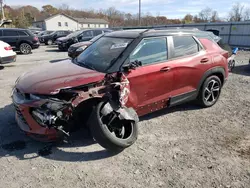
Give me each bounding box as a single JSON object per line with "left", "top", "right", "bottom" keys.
{"left": 200, "top": 58, "right": 209, "bottom": 63}
{"left": 160, "top": 67, "right": 171, "bottom": 72}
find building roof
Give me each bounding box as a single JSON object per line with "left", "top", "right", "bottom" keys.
{"left": 73, "top": 18, "right": 108, "bottom": 24}
{"left": 33, "top": 13, "right": 108, "bottom": 24}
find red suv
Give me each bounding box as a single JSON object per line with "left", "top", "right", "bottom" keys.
{"left": 12, "top": 29, "right": 228, "bottom": 151}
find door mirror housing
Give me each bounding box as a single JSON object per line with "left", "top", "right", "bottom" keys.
{"left": 123, "top": 60, "right": 142, "bottom": 72}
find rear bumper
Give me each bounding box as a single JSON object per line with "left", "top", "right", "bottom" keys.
{"left": 0, "top": 54, "right": 16, "bottom": 64}
{"left": 32, "top": 42, "right": 40, "bottom": 49}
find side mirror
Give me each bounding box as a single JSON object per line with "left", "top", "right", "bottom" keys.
{"left": 123, "top": 60, "right": 142, "bottom": 72}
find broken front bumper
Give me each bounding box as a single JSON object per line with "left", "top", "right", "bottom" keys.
{"left": 12, "top": 89, "right": 60, "bottom": 142}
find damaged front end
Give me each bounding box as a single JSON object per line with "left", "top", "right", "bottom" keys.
{"left": 12, "top": 72, "right": 139, "bottom": 147}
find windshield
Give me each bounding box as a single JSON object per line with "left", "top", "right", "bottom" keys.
{"left": 76, "top": 37, "right": 133, "bottom": 72}
{"left": 67, "top": 30, "right": 82, "bottom": 38}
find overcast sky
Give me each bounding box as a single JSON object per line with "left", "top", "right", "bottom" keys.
{"left": 6, "top": 0, "right": 250, "bottom": 19}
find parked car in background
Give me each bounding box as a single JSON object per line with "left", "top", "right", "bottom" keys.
{"left": 68, "top": 34, "right": 104, "bottom": 58}
{"left": 57, "top": 29, "right": 112, "bottom": 51}
{"left": 0, "top": 28, "right": 40, "bottom": 54}
{"left": 37, "top": 30, "right": 53, "bottom": 38}
{"left": 12, "top": 29, "right": 229, "bottom": 151}
{"left": 0, "top": 41, "right": 16, "bottom": 64}
{"left": 40, "top": 30, "right": 71, "bottom": 45}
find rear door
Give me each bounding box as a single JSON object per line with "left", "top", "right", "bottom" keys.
{"left": 125, "top": 37, "right": 174, "bottom": 116}
{"left": 167, "top": 36, "right": 212, "bottom": 106}
{"left": 2, "top": 30, "right": 19, "bottom": 48}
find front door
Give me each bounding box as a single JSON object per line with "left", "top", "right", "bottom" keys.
{"left": 125, "top": 37, "right": 174, "bottom": 116}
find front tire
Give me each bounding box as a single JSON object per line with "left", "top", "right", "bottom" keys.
{"left": 198, "top": 75, "right": 222, "bottom": 107}
{"left": 19, "top": 43, "right": 32, "bottom": 54}
{"left": 47, "top": 40, "right": 53, "bottom": 45}
{"left": 89, "top": 101, "right": 138, "bottom": 151}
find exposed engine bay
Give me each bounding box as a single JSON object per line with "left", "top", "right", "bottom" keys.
{"left": 16, "top": 72, "right": 138, "bottom": 143}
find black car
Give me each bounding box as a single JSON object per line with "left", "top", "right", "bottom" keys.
{"left": 40, "top": 30, "right": 71, "bottom": 45}
{"left": 68, "top": 34, "right": 104, "bottom": 58}
{"left": 57, "top": 29, "right": 112, "bottom": 51}
{"left": 37, "top": 30, "right": 53, "bottom": 37}
{"left": 0, "top": 28, "right": 40, "bottom": 54}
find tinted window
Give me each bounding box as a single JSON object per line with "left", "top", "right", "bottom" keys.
{"left": 93, "top": 30, "right": 102, "bottom": 36}
{"left": 3, "top": 30, "right": 18, "bottom": 37}
{"left": 81, "top": 30, "right": 93, "bottom": 37}
{"left": 18, "top": 31, "right": 28, "bottom": 36}
{"left": 172, "top": 36, "right": 199, "bottom": 58}
{"left": 130, "top": 38, "right": 168, "bottom": 66}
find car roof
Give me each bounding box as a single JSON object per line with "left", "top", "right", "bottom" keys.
{"left": 0, "top": 28, "right": 28, "bottom": 31}
{"left": 105, "top": 28, "right": 216, "bottom": 39}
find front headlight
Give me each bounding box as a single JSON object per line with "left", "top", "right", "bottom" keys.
{"left": 76, "top": 46, "right": 87, "bottom": 52}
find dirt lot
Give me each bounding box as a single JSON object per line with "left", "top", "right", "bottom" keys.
{"left": 0, "top": 45, "right": 250, "bottom": 188}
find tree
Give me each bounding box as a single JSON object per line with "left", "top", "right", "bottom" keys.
{"left": 244, "top": 8, "right": 250, "bottom": 21}
{"left": 211, "top": 11, "right": 220, "bottom": 22}
{"left": 228, "top": 2, "right": 244, "bottom": 21}
{"left": 198, "top": 7, "right": 212, "bottom": 22}
{"left": 42, "top": 5, "right": 58, "bottom": 15}
{"left": 182, "top": 14, "right": 193, "bottom": 24}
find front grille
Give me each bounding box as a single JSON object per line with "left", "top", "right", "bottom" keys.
{"left": 14, "top": 104, "right": 28, "bottom": 126}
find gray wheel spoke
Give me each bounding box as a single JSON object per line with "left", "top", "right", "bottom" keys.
{"left": 205, "top": 87, "right": 210, "bottom": 93}
{"left": 205, "top": 94, "right": 211, "bottom": 101}
{"left": 213, "top": 86, "right": 220, "bottom": 91}
{"left": 211, "top": 92, "right": 215, "bottom": 102}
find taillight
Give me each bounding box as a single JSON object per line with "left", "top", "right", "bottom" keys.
{"left": 4, "top": 46, "right": 12, "bottom": 51}
{"left": 34, "top": 37, "right": 38, "bottom": 41}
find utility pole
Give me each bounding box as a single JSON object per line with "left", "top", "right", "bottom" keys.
{"left": 139, "top": 0, "right": 141, "bottom": 26}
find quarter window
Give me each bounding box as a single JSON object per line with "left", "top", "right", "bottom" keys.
{"left": 130, "top": 38, "right": 168, "bottom": 66}
{"left": 172, "top": 36, "right": 199, "bottom": 58}
{"left": 18, "top": 31, "right": 28, "bottom": 36}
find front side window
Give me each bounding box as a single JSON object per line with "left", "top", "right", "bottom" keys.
{"left": 93, "top": 30, "right": 102, "bottom": 36}
{"left": 130, "top": 37, "right": 168, "bottom": 66}
{"left": 76, "top": 37, "right": 132, "bottom": 72}
{"left": 3, "top": 30, "right": 18, "bottom": 37}
{"left": 81, "top": 30, "right": 93, "bottom": 37}
{"left": 172, "top": 36, "right": 199, "bottom": 58}
{"left": 58, "top": 22, "right": 61, "bottom": 27}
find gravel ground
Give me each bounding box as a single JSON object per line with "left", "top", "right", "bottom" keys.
{"left": 0, "top": 46, "right": 250, "bottom": 188}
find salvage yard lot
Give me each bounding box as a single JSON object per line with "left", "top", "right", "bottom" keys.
{"left": 0, "top": 45, "right": 250, "bottom": 188}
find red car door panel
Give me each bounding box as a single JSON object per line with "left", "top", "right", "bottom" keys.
{"left": 170, "top": 51, "right": 212, "bottom": 97}
{"left": 126, "top": 62, "right": 174, "bottom": 116}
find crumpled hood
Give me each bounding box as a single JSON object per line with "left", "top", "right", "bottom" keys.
{"left": 16, "top": 60, "right": 105, "bottom": 95}
{"left": 70, "top": 41, "right": 92, "bottom": 49}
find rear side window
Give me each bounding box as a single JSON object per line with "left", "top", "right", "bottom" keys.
{"left": 18, "top": 31, "right": 28, "bottom": 36}
{"left": 3, "top": 30, "right": 18, "bottom": 37}
{"left": 172, "top": 36, "right": 199, "bottom": 58}
{"left": 130, "top": 37, "right": 168, "bottom": 66}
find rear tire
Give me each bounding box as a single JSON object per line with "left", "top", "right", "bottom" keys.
{"left": 19, "top": 43, "right": 32, "bottom": 54}
{"left": 198, "top": 75, "right": 222, "bottom": 108}
{"left": 89, "top": 101, "right": 138, "bottom": 151}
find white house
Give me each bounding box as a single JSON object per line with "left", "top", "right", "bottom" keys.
{"left": 33, "top": 13, "right": 109, "bottom": 31}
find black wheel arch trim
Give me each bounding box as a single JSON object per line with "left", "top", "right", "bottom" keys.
{"left": 198, "top": 67, "right": 226, "bottom": 92}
